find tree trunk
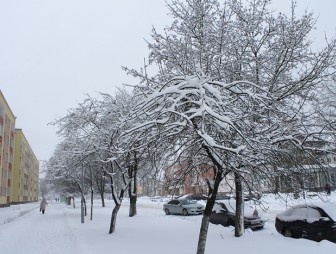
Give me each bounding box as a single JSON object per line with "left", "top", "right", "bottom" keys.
{"left": 197, "top": 213, "right": 211, "bottom": 254}
{"left": 109, "top": 204, "right": 121, "bottom": 234}
{"left": 96, "top": 172, "right": 106, "bottom": 207}
{"left": 72, "top": 197, "right": 76, "bottom": 208}
{"left": 234, "top": 172, "right": 244, "bottom": 237}
{"left": 100, "top": 192, "right": 105, "bottom": 207}
{"left": 83, "top": 196, "right": 87, "bottom": 216}
{"left": 128, "top": 151, "right": 138, "bottom": 217}
{"left": 196, "top": 168, "right": 222, "bottom": 254}
{"left": 90, "top": 188, "right": 94, "bottom": 221}
{"left": 67, "top": 197, "right": 71, "bottom": 205}
{"left": 129, "top": 195, "right": 137, "bottom": 217}
{"left": 89, "top": 164, "right": 94, "bottom": 220}
{"left": 196, "top": 144, "right": 228, "bottom": 254}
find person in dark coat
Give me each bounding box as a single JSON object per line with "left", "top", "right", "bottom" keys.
{"left": 40, "top": 197, "right": 48, "bottom": 214}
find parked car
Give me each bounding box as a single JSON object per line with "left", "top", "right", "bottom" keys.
{"left": 163, "top": 198, "right": 204, "bottom": 216}
{"left": 210, "top": 199, "right": 264, "bottom": 231}
{"left": 275, "top": 204, "right": 336, "bottom": 243}
{"left": 184, "top": 194, "right": 208, "bottom": 201}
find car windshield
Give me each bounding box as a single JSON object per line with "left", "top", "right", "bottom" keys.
{"left": 218, "top": 200, "right": 257, "bottom": 217}
{"left": 313, "top": 203, "right": 336, "bottom": 222}
{"left": 179, "top": 199, "right": 197, "bottom": 205}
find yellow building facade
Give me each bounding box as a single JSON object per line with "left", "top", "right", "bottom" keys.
{"left": 12, "top": 129, "right": 39, "bottom": 204}
{"left": 0, "top": 90, "right": 39, "bottom": 207}
{"left": 0, "top": 90, "right": 16, "bottom": 207}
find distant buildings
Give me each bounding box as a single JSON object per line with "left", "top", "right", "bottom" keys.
{"left": 0, "top": 90, "right": 39, "bottom": 207}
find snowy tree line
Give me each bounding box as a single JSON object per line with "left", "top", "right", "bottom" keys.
{"left": 43, "top": 1, "right": 336, "bottom": 253}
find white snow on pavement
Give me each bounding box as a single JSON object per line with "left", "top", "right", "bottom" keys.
{"left": 0, "top": 194, "right": 335, "bottom": 254}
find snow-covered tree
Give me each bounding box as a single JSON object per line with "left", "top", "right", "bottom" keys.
{"left": 124, "top": 0, "right": 336, "bottom": 253}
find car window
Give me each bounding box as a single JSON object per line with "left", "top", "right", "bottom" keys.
{"left": 168, "top": 200, "right": 179, "bottom": 205}
{"left": 213, "top": 203, "right": 225, "bottom": 213}
{"left": 180, "top": 199, "right": 197, "bottom": 205}
{"left": 307, "top": 208, "right": 321, "bottom": 223}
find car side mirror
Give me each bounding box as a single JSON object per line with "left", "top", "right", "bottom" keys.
{"left": 319, "top": 217, "right": 331, "bottom": 222}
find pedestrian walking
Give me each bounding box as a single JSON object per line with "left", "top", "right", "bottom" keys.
{"left": 40, "top": 197, "right": 48, "bottom": 214}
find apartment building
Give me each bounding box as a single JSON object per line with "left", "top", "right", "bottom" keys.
{"left": 12, "top": 129, "right": 39, "bottom": 204}
{"left": 0, "top": 90, "right": 39, "bottom": 207}
{"left": 0, "top": 90, "right": 16, "bottom": 207}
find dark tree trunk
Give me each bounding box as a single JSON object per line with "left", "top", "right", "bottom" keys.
{"left": 109, "top": 204, "right": 121, "bottom": 234}
{"left": 196, "top": 162, "right": 223, "bottom": 253}
{"left": 67, "top": 197, "right": 71, "bottom": 205}
{"left": 90, "top": 165, "right": 94, "bottom": 220}
{"left": 128, "top": 151, "right": 138, "bottom": 217}
{"left": 234, "top": 172, "right": 244, "bottom": 237}
{"left": 197, "top": 213, "right": 211, "bottom": 254}
{"left": 108, "top": 161, "right": 126, "bottom": 234}
{"left": 83, "top": 196, "right": 87, "bottom": 216}
{"left": 196, "top": 181, "right": 221, "bottom": 254}
{"left": 96, "top": 170, "right": 106, "bottom": 207}
{"left": 196, "top": 144, "right": 229, "bottom": 254}
{"left": 90, "top": 188, "right": 94, "bottom": 221}
{"left": 100, "top": 192, "right": 105, "bottom": 207}
{"left": 129, "top": 195, "right": 137, "bottom": 217}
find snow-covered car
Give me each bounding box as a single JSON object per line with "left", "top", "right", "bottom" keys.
{"left": 163, "top": 198, "right": 204, "bottom": 216}
{"left": 275, "top": 204, "right": 336, "bottom": 243}
{"left": 210, "top": 199, "right": 264, "bottom": 230}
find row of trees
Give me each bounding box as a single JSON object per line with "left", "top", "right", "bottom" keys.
{"left": 44, "top": 1, "right": 336, "bottom": 253}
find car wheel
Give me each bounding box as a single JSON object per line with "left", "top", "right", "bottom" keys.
{"left": 165, "top": 209, "right": 170, "bottom": 215}
{"left": 283, "top": 228, "right": 293, "bottom": 238}
{"left": 182, "top": 209, "right": 188, "bottom": 216}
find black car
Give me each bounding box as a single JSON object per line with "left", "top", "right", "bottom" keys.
{"left": 275, "top": 204, "right": 336, "bottom": 243}
{"left": 210, "top": 200, "right": 264, "bottom": 231}
{"left": 184, "top": 194, "right": 208, "bottom": 201}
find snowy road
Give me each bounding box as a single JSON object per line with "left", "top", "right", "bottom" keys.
{"left": 0, "top": 203, "right": 79, "bottom": 254}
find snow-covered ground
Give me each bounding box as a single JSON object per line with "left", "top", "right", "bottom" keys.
{"left": 0, "top": 193, "right": 335, "bottom": 254}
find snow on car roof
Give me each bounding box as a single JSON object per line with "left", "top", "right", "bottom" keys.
{"left": 276, "top": 203, "right": 336, "bottom": 222}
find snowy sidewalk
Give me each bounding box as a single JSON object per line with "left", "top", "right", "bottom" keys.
{"left": 0, "top": 203, "right": 79, "bottom": 254}
{"left": 0, "top": 198, "right": 335, "bottom": 254}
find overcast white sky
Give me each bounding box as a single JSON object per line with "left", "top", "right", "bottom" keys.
{"left": 0, "top": 0, "right": 335, "bottom": 163}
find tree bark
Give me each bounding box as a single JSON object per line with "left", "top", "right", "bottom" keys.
{"left": 90, "top": 188, "right": 94, "bottom": 221}
{"left": 128, "top": 151, "right": 138, "bottom": 217}
{"left": 197, "top": 213, "right": 211, "bottom": 254}
{"left": 109, "top": 204, "right": 121, "bottom": 234}
{"left": 83, "top": 196, "right": 87, "bottom": 216}
{"left": 196, "top": 163, "right": 223, "bottom": 253}
{"left": 234, "top": 172, "right": 244, "bottom": 237}
{"left": 129, "top": 195, "right": 137, "bottom": 217}
{"left": 100, "top": 192, "right": 105, "bottom": 208}
{"left": 96, "top": 171, "right": 106, "bottom": 207}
